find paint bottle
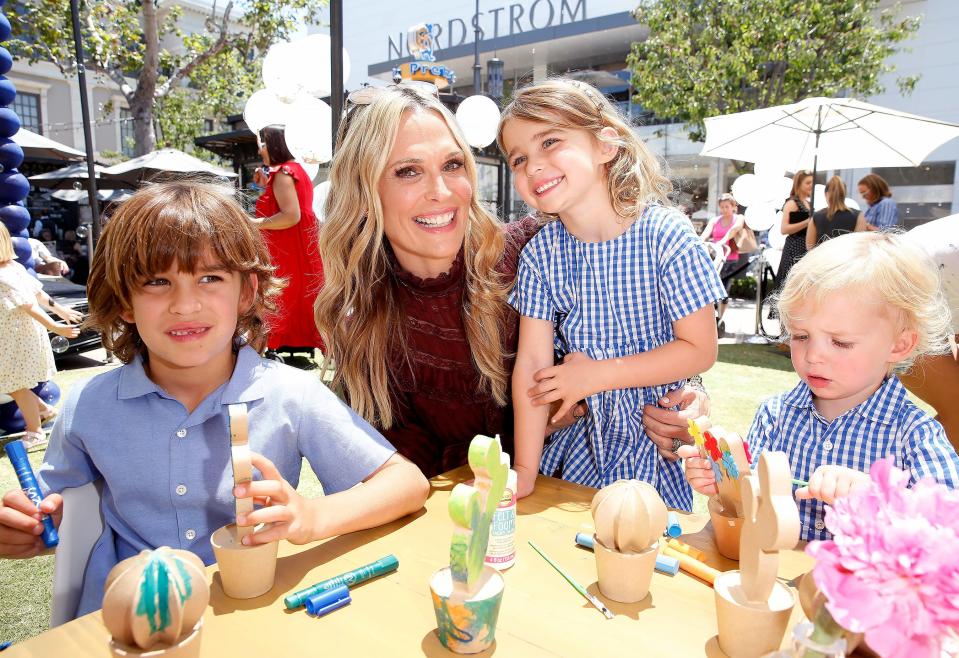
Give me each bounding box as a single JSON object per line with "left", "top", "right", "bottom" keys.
{"left": 485, "top": 444, "right": 517, "bottom": 570}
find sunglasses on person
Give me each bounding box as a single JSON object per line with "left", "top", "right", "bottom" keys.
{"left": 345, "top": 80, "right": 440, "bottom": 106}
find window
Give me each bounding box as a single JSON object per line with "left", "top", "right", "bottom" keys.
{"left": 13, "top": 92, "right": 41, "bottom": 134}
{"left": 203, "top": 118, "right": 215, "bottom": 133}
{"left": 872, "top": 162, "right": 955, "bottom": 187}
{"left": 119, "top": 108, "right": 135, "bottom": 157}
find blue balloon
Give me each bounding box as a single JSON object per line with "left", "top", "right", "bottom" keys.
{"left": 0, "top": 400, "right": 25, "bottom": 434}
{"left": 0, "top": 138, "right": 23, "bottom": 170}
{"left": 0, "top": 47, "right": 11, "bottom": 77}
{"left": 0, "top": 77, "right": 15, "bottom": 106}
{"left": 11, "top": 235, "right": 30, "bottom": 261}
{"left": 34, "top": 380, "right": 62, "bottom": 407}
{"left": 14, "top": 227, "right": 27, "bottom": 239}
{"left": 0, "top": 107, "right": 20, "bottom": 138}
{"left": 0, "top": 203, "right": 30, "bottom": 233}
{"left": 0, "top": 170, "right": 29, "bottom": 203}
{"left": 0, "top": 15, "right": 10, "bottom": 42}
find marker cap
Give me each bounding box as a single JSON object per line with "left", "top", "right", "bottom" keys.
{"left": 665, "top": 511, "right": 682, "bottom": 538}
{"left": 305, "top": 584, "right": 351, "bottom": 617}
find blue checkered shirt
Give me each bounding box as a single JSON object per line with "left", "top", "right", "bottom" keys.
{"left": 748, "top": 376, "right": 959, "bottom": 541}
{"left": 864, "top": 196, "right": 899, "bottom": 230}
{"left": 509, "top": 205, "right": 726, "bottom": 510}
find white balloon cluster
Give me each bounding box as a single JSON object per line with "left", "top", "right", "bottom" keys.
{"left": 455, "top": 95, "right": 501, "bottom": 149}
{"left": 244, "top": 34, "right": 350, "bottom": 169}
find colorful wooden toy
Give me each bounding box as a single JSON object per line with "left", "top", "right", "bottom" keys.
{"left": 430, "top": 435, "right": 508, "bottom": 653}
{"left": 102, "top": 547, "right": 208, "bottom": 657}
{"left": 714, "top": 452, "right": 801, "bottom": 658}
{"left": 590, "top": 480, "right": 668, "bottom": 603}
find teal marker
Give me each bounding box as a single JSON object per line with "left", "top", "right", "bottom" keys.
{"left": 284, "top": 554, "right": 398, "bottom": 609}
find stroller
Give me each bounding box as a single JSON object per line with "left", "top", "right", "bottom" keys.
{"left": 702, "top": 240, "right": 754, "bottom": 335}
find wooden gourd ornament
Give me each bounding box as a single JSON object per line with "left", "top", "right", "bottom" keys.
{"left": 591, "top": 480, "right": 667, "bottom": 552}
{"left": 102, "top": 547, "right": 209, "bottom": 650}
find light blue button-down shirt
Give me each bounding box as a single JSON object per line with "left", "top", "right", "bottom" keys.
{"left": 38, "top": 346, "right": 396, "bottom": 618}
{"left": 864, "top": 196, "right": 899, "bottom": 230}
{"left": 748, "top": 376, "right": 959, "bottom": 541}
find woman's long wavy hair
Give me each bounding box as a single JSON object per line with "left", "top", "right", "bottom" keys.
{"left": 315, "top": 87, "right": 510, "bottom": 428}
{"left": 496, "top": 77, "right": 672, "bottom": 220}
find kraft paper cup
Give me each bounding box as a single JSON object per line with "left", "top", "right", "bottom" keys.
{"left": 210, "top": 524, "right": 278, "bottom": 599}
{"left": 714, "top": 571, "right": 795, "bottom": 658}
{"left": 429, "top": 565, "right": 505, "bottom": 654}
{"left": 593, "top": 535, "right": 658, "bottom": 603}
{"left": 708, "top": 498, "right": 744, "bottom": 561}
{"left": 109, "top": 620, "right": 202, "bottom": 658}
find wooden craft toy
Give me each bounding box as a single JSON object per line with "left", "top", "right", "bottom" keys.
{"left": 713, "top": 452, "right": 800, "bottom": 658}
{"left": 429, "top": 435, "right": 508, "bottom": 653}
{"left": 688, "top": 417, "right": 751, "bottom": 560}
{"left": 102, "top": 547, "right": 209, "bottom": 658}
{"left": 210, "top": 404, "right": 279, "bottom": 599}
{"left": 590, "top": 479, "right": 668, "bottom": 603}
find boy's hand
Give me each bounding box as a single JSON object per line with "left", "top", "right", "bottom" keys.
{"left": 676, "top": 445, "right": 718, "bottom": 495}
{"left": 0, "top": 489, "right": 63, "bottom": 558}
{"left": 514, "top": 463, "right": 537, "bottom": 499}
{"left": 795, "top": 465, "right": 870, "bottom": 505}
{"left": 234, "top": 452, "right": 318, "bottom": 546}
{"left": 528, "top": 352, "right": 598, "bottom": 423}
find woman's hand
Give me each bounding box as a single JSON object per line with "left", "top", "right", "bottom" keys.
{"left": 642, "top": 385, "right": 710, "bottom": 462}
{"left": 546, "top": 399, "right": 587, "bottom": 435}
{"left": 676, "top": 445, "right": 718, "bottom": 495}
{"left": 795, "top": 465, "right": 870, "bottom": 505}
{"left": 234, "top": 452, "right": 319, "bottom": 546}
{"left": 51, "top": 323, "right": 80, "bottom": 339}
{"left": 528, "top": 352, "right": 599, "bottom": 423}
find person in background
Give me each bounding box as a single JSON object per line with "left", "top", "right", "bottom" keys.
{"left": 28, "top": 237, "right": 70, "bottom": 277}
{"left": 254, "top": 124, "right": 325, "bottom": 356}
{"left": 700, "top": 192, "right": 745, "bottom": 327}
{"left": 806, "top": 176, "right": 867, "bottom": 249}
{"left": 775, "top": 170, "right": 814, "bottom": 289}
{"left": 858, "top": 173, "right": 899, "bottom": 231}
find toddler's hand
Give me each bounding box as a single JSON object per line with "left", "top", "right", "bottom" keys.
{"left": 53, "top": 323, "right": 80, "bottom": 339}
{"left": 795, "top": 465, "right": 870, "bottom": 505}
{"left": 528, "top": 352, "right": 598, "bottom": 423}
{"left": 676, "top": 445, "right": 718, "bottom": 495}
{"left": 0, "top": 489, "right": 63, "bottom": 558}
{"left": 514, "top": 463, "right": 537, "bottom": 499}
{"left": 234, "top": 452, "right": 317, "bottom": 546}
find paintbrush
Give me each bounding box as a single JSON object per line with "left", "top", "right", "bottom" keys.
{"left": 528, "top": 540, "right": 613, "bottom": 619}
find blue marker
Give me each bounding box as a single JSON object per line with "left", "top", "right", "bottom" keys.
{"left": 574, "top": 533, "right": 679, "bottom": 576}
{"left": 304, "top": 584, "right": 351, "bottom": 617}
{"left": 665, "top": 511, "right": 682, "bottom": 538}
{"left": 4, "top": 440, "right": 59, "bottom": 548}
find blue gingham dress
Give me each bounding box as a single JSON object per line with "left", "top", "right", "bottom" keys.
{"left": 748, "top": 377, "right": 959, "bottom": 541}
{"left": 509, "top": 205, "right": 726, "bottom": 510}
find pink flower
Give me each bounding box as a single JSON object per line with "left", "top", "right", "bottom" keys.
{"left": 806, "top": 458, "right": 959, "bottom": 658}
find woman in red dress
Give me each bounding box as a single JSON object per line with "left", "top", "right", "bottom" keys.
{"left": 254, "top": 125, "right": 325, "bottom": 352}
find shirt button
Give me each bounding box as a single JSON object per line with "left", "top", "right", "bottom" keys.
{"left": 184, "top": 529, "right": 196, "bottom": 541}
{"left": 822, "top": 440, "right": 833, "bottom": 451}
{"left": 175, "top": 484, "right": 187, "bottom": 496}
{"left": 176, "top": 429, "right": 187, "bottom": 438}
{"left": 815, "top": 520, "right": 825, "bottom": 531}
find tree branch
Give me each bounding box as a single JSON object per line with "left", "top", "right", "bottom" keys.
{"left": 156, "top": 1, "right": 234, "bottom": 99}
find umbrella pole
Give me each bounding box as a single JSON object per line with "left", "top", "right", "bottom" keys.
{"left": 810, "top": 107, "right": 822, "bottom": 214}
{"left": 69, "top": 0, "right": 101, "bottom": 249}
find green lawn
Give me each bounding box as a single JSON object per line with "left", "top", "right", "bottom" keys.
{"left": 0, "top": 344, "right": 816, "bottom": 644}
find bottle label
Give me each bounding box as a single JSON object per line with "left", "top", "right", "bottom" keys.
{"left": 485, "top": 487, "right": 516, "bottom": 567}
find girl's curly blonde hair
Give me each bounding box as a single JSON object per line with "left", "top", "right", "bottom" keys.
{"left": 496, "top": 77, "right": 672, "bottom": 219}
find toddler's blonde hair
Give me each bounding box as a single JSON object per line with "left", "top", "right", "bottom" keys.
{"left": 497, "top": 78, "right": 672, "bottom": 220}
{"left": 776, "top": 231, "right": 952, "bottom": 371}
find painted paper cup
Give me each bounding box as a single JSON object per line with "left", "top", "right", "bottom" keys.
{"left": 714, "top": 571, "right": 794, "bottom": 658}
{"left": 210, "top": 524, "right": 278, "bottom": 599}
{"left": 430, "top": 565, "right": 505, "bottom": 654}
{"left": 708, "top": 498, "right": 744, "bottom": 561}
{"left": 109, "top": 620, "right": 202, "bottom": 658}
{"left": 593, "top": 535, "right": 657, "bottom": 603}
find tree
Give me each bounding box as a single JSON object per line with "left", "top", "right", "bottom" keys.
{"left": 626, "top": 0, "right": 921, "bottom": 142}
{"left": 9, "top": 0, "right": 325, "bottom": 156}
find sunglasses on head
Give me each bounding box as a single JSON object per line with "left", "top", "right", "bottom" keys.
{"left": 346, "top": 80, "right": 440, "bottom": 106}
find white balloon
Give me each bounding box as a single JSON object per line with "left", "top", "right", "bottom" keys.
{"left": 778, "top": 176, "right": 793, "bottom": 202}
{"left": 299, "top": 161, "right": 320, "bottom": 181}
{"left": 293, "top": 34, "right": 352, "bottom": 97}
{"left": 455, "top": 95, "right": 501, "bottom": 148}
{"left": 744, "top": 202, "right": 777, "bottom": 232}
{"left": 753, "top": 175, "right": 788, "bottom": 204}
{"left": 262, "top": 41, "right": 304, "bottom": 101}
{"left": 754, "top": 161, "right": 784, "bottom": 179}
{"left": 730, "top": 174, "right": 762, "bottom": 208}
{"left": 313, "top": 180, "right": 331, "bottom": 221}
{"left": 767, "top": 215, "right": 786, "bottom": 249}
{"left": 845, "top": 197, "right": 860, "bottom": 211}
{"left": 284, "top": 96, "right": 333, "bottom": 165}
{"left": 244, "top": 89, "right": 292, "bottom": 134}
{"left": 812, "top": 184, "right": 827, "bottom": 211}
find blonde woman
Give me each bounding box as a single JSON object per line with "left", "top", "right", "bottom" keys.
{"left": 0, "top": 224, "right": 80, "bottom": 449}
{"left": 315, "top": 84, "right": 708, "bottom": 477}
{"left": 806, "top": 176, "right": 867, "bottom": 249}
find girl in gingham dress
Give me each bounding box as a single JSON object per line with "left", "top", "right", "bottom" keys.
{"left": 498, "top": 80, "right": 726, "bottom": 508}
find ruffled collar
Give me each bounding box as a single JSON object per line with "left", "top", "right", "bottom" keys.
{"left": 388, "top": 244, "right": 465, "bottom": 295}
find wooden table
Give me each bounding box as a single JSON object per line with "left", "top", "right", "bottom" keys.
{"left": 7, "top": 469, "right": 814, "bottom": 657}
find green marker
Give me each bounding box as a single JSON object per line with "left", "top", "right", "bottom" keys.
{"left": 792, "top": 478, "right": 808, "bottom": 487}
{"left": 284, "top": 555, "right": 399, "bottom": 610}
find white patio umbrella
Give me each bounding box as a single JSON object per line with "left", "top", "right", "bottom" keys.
{"left": 29, "top": 163, "right": 128, "bottom": 190}
{"left": 12, "top": 128, "right": 85, "bottom": 161}
{"left": 700, "top": 96, "right": 959, "bottom": 207}
{"left": 101, "top": 148, "right": 237, "bottom": 186}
